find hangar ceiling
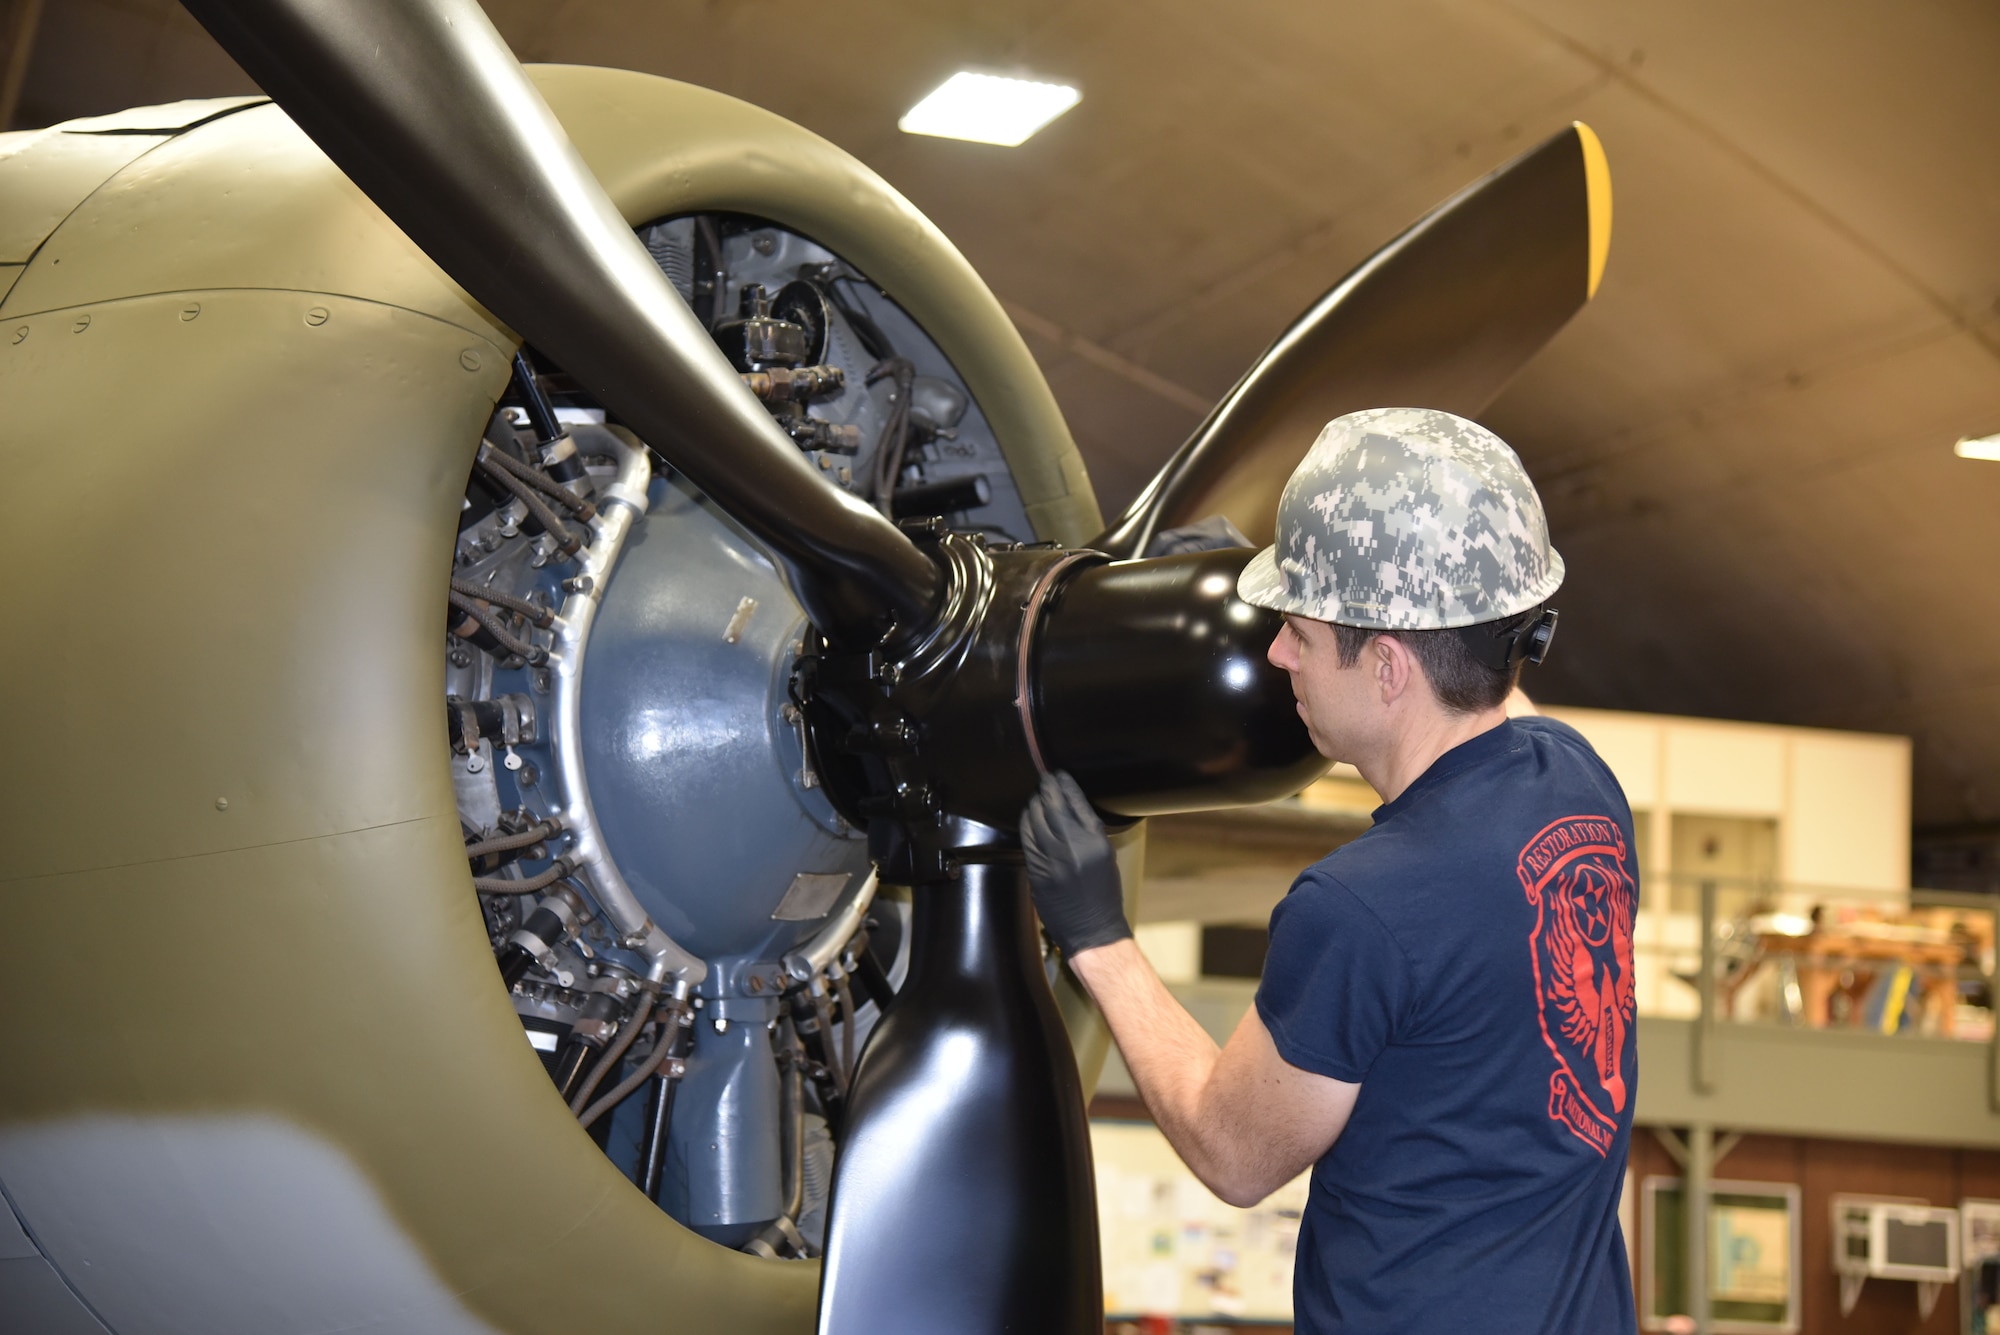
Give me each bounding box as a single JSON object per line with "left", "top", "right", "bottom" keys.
{"left": 9, "top": 0, "right": 2000, "bottom": 835}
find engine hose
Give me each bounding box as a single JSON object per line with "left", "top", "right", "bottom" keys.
{"left": 473, "top": 454, "right": 581, "bottom": 556}
{"left": 449, "top": 577, "right": 553, "bottom": 629}
{"left": 851, "top": 941, "right": 895, "bottom": 1011}
{"left": 743, "top": 1215, "right": 810, "bottom": 1261}
{"left": 569, "top": 992, "right": 651, "bottom": 1114}
{"left": 578, "top": 1004, "right": 683, "bottom": 1131}
{"left": 552, "top": 1037, "right": 597, "bottom": 1103}
{"left": 470, "top": 859, "right": 574, "bottom": 896}
{"left": 834, "top": 974, "right": 857, "bottom": 1083}
{"left": 512, "top": 352, "right": 563, "bottom": 440}
{"left": 477, "top": 441, "right": 595, "bottom": 520}
{"left": 476, "top": 455, "right": 581, "bottom": 551}
{"left": 637, "top": 1007, "right": 696, "bottom": 1201}
{"left": 638, "top": 1071, "right": 681, "bottom": 1202}
{"left": 824, "top": 272, "right": 893, "bottom": 362}
{"left": 446, "top": 604, "right": 527, "bottom": 666}
{"left": 866, "top": 357, "right": 916, "bottom": 515}
{"left": 497, "top": 944, "right": 537, "bottom": 990}
{"left": 811, "top": 990, "right": 848, "bottom": 1098}
{"left": 463, "top": 820, "right": 561, "bottom": 861}
{"left": 552, "top": 988, "right": 627, "bottom": 1102}
{"left": 496, "top": 892, "right": 581, "bottom": 989}
{"left": 786, "top": 987, "right": 828, "bottom": 1065}
{"left": 784, "top": 986, "right": 845, "bottom": 1126}
{"left": 447, "top": 589, "right": 547, "bottom": 666}
{"left": 777, "top": 1032, "right": 805, "bottom": 1220}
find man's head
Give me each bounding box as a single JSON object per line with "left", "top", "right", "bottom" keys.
{"left": 1240, "top": 407, "right": 1562, "bottom": 759}
{"left": 1266, "top": 614, "right": 1529, "bottom": 762}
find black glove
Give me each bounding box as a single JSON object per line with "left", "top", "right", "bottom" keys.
{"left": 1019, "top": 770, "right": 1131, "bottom": 957}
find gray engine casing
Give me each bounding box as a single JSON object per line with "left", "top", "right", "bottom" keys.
{"left": 582, "top": 471, "right": 870, "bottom": 970}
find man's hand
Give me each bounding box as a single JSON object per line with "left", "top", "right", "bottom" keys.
{"left": 1019, "top": 771, "right": 1132, "bottom": 958}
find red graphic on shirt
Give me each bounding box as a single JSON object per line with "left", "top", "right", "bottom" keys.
{"left": 1518, "top": 815, "right": 1637, "bottom": 1157}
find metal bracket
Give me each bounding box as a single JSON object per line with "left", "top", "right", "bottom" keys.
{"left": 1840, "top": 1271, "right": 1866, "bottom": 1317}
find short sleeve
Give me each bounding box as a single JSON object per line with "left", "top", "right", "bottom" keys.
{"left": 1255, "top": 871, "right": 1413, "bottom": 1084}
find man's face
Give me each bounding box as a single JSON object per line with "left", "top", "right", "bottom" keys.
{"left": 1266, "top": 615, "right": 1380, "bottom": 763}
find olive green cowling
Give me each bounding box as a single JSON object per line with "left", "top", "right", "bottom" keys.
{"left": 0, "top": 69, "right": 1101, "bottom": 1333}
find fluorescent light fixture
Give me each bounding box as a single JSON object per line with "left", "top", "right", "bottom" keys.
{"left": 1955, "top": 432, "right": 2000, "bottom": 461}
{"left": 899, "top": 72, "right": 1080, "bottom": 147}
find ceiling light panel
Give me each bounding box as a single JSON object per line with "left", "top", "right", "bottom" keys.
{"left": 899, "top": 72, "right": 1080, "bottom": 147}
{"left": 1954, "top": 433, "right": 2000, "bottom": 461}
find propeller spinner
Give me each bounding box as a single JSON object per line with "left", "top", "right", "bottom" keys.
{"left": 177, "top": 2, "right": 1609, "bottom": 1330}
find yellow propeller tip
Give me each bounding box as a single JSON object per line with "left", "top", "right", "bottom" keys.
{"left": 1573, "top": 122, "right": 1612, "bottom": 299}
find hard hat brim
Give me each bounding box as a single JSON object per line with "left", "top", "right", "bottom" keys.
{"left": 1236, "top": 544, "right": 1291, "bottom": 615}
{"left": 1236, "top": 543, "right": 1566, "bottom": 630}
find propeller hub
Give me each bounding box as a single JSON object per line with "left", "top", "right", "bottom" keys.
{"left": 802, "top": 534, "right": 1329, "bottom": 877}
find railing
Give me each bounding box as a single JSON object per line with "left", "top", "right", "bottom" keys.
{"left": 1630, "top": 874, "right": 1998, "bottom": 1103}
{"left": 1629, "top": 878, "right": 1997, "bottom": 1335}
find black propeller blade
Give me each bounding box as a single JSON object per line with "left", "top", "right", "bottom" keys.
{"left": 1096, "top": 122, "right": 1611, "bottom": 557}
{"left": 180, "top": 0, "right": 938, "bottom": 646}
{"left": 817, "top": 860, "right": 1100, "bottom": 1334}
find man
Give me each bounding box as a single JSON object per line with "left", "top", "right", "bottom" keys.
{"left": 1022, "top": 407, "right": 1639, "bottom": 1333}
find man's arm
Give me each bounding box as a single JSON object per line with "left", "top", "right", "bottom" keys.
{"left": 1068, "top": 938, "right": 1358, "bottom": 1207}
{"left": 1020, "top": 771, "right": 1359, "bottom": 1204}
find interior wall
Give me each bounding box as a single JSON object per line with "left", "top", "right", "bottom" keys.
{"left": 1093, "top": 1097, "right": 2000, "bottom": 1330}
{"left": 1628, "top": 1128, "right": 2000, "bottom": 1333}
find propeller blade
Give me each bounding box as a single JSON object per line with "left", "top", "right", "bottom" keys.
{"left": 818, "top": 861, "right": 1100, "bottom": 1334}
{"left": 180, "top": 0, "right": 939, "bottom": 645}
{"left": 1096, "top": 122, "right": 1612, "bottom": 557}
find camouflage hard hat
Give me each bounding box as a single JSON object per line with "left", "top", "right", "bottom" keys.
{"left": 1237, "top": 407, "right": 1563, "bottom": 630}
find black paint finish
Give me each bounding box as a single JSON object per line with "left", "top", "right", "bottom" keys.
{"left": 817, "top": 860, "right": 1101, "bottom": 1335}
{"left": 1037, "top": 548, "right": 1332, "bottom": 816}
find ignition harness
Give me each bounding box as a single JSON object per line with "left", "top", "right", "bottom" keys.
{"left": 578, "top": 1000, "right": 689, "bottom": 1132}
{"left": 832, "top": 968, "right": 858, "bottom": 1082}
{"left": 446, "top": 589, "right": 547, "bottom": 666}
{"left": 569, "top": 989, "right": 654, "bottom": 1115}
{"left": 449, "top": 577, "right": 553, "bottom": 629}
{"left": 866, "top": 357, "right": 916, "bottom": 515}
{"left": 462, "top": 819, "right": 562, "bottom": 861}
{"left": 470, "top": 858, "right": 575, "bottom": 896}
{"left": 477, "top": 440, "right": 596, "bottom": 521}
{"left": 472, "top": 451, "right": 582, "bottom": 557}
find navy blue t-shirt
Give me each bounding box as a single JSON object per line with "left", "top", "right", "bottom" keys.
{"left": 1257, "top": 717, "right": 1639, "bottom": 1334}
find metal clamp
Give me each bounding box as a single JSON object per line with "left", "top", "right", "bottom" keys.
{"left": 783, "top": 870, "right": 880, "bottom": 986}
{"left": 1013, "top": 551, "right": 1099, "bottom": 776}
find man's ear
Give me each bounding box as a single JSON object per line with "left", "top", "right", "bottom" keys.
{"left": 1373, "top": 633, "right": 1414, "bottom": 704}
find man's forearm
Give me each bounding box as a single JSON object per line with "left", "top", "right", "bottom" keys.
{"left": 1070, "top": 938, "right": 1360, "bottom": 1206}
{"left": 1068, "top": 939, "right": 1235, "bottom": 1193}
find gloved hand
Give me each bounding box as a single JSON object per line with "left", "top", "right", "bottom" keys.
{"left": 1019, "top": 770, "right": 1131, "bottom": 958}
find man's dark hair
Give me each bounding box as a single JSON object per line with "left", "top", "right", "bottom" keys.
{"left": 1330, "top": 622, "right": 1523, "bottom": 714}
